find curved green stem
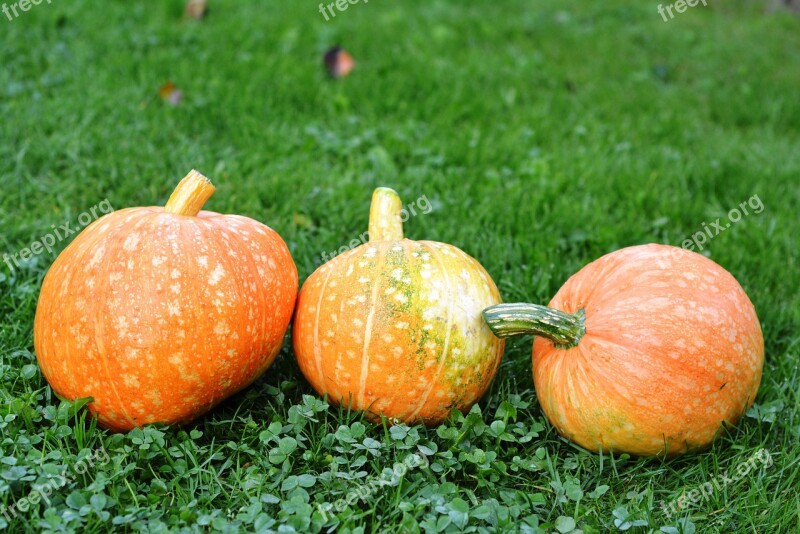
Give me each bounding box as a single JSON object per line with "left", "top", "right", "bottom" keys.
{"left": 368, "top": 187, "right": 404, "bottom": 242}
{"left": 482, "top": 303, "right": 586, "bottom": 349}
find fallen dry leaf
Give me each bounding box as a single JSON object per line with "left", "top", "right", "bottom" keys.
{"left": 158, "top": 81, "right": 183, "bottom": 106}
{"left": 185, "top": 0, "right": 208, "bottom": 20}
{"left": 324, "top": 47, "right": 355, "bottom": 79}
{"left": 293, "top": 213, "right": 314, "bottom": 229}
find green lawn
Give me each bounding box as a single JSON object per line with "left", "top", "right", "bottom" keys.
{"left": 1, "top": 0, "right": 799, "bottom": 532}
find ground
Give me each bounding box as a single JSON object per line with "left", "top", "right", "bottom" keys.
{"left": 1, "top": 0, "right": 799, "bottom": 532}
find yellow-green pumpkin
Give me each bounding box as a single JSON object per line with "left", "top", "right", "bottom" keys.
{"left": 293, "top": 188, "right": 504, "bottom": 425}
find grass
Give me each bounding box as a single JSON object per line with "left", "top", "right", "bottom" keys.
{"left": 1, "top": 0, "right": 799, "bottom": 532}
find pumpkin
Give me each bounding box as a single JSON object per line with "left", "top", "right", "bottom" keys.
{"left": 293, "top": 187, "right": 504, "bottom": 425}
{"left": 483, "top": 244, "right": 763, "bottom": 456}
{"left": 34, "top": 170, "right": 298, "bottom": 431}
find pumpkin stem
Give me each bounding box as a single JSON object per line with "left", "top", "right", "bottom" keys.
{"left": 164, "top": 170, "right": 216, "bottom": 216}
{"left": 368, "top": 187, "right": 404, "bottom": 242}
{"left": 482, "top": 303, "right": 586, "bottom": 349}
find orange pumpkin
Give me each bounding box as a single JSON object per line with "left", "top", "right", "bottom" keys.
{"left": 483, "top": 244, "right": 764, "bottom": 456}
{"left": 34, "top": 170, "right": 298, "bottom": 431}
{"left": 293, "top": 188, "right": 504, "bottom": 425}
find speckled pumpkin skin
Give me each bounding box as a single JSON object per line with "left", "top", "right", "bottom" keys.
{"left": 534, "top": 244, "right": 763, "bottom": 456}
{"left": 34, "top": 207, "right": 298, "bottom": 432}
{"left": 293, "top": 239, "right": 504, "bottom": 425}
